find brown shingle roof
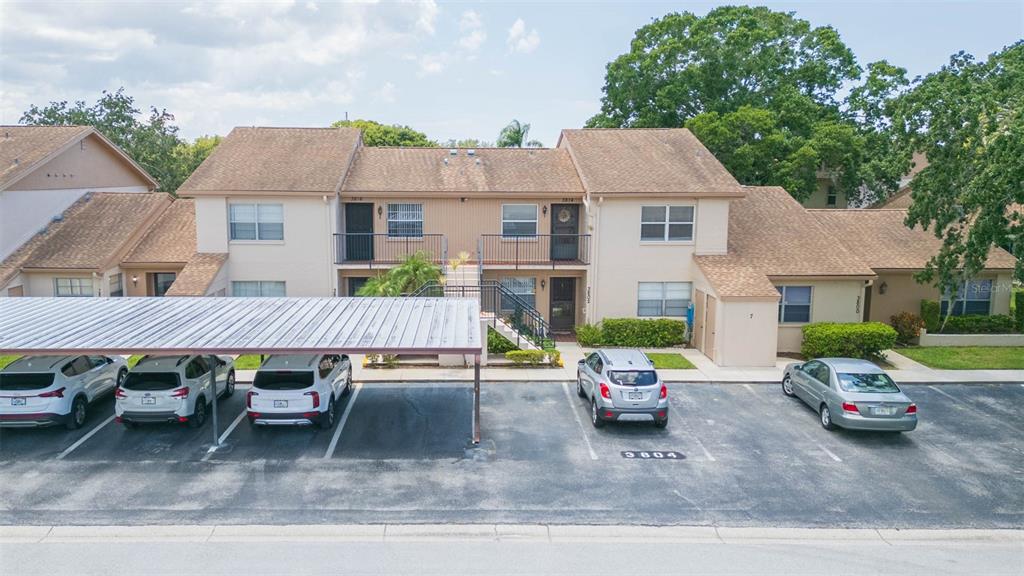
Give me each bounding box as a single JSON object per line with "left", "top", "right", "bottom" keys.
{"left": 1, "top": 126, "right": 92, "bottom": 190}
{"left": 694, "top": 255, "right": 780, "bottom": 300}
{"left": 728, "top": 186, "right": 876, "bottom": 278}
{"left": 342, "top": 147, "right": 584, "bottom": 194}
{"left": 812, "top": 209, "right": 1017, "bottom": 270}
{"left": 178, "top": 127, "right": 360, "bottom": 194}
{"left": 164, "top": 253, "right": 228, "bottom": 296}
{"left": 559, "top": 129, "right": 746, "bottom": 197}
{"left": 0, "top": 192, "right": 171, "bottom": 288}
{"left": 122, "top": 199, "right": 196, "bottom": 264}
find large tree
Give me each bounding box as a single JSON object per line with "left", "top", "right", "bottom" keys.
{"left": 169, "top": 135, "right": 222, "bottom": 192}
{"left": 331, "top": 119, "right": 436, "bottom": 147}
{"left": 895, "top": 42, "right": 1024, "bottom": 293}
{"left": 496, "top": 120, "right": 542, "bottom": 148}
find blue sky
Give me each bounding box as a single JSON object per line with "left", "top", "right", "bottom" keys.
{"left": 1, "top": 1, "right": 1021, "bottom": 146}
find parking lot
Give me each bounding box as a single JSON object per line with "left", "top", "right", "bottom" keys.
{"left": 0, "top": 381, "right": 1021, "bottom": 528}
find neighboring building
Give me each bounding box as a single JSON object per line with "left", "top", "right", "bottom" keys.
{"left": 802, "top": 169, "right": 848, "bottom": 209}
{"left": 0, "top": 126, "right": 158, "bottom": 260}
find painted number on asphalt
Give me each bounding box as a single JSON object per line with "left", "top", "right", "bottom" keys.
{"left": 621, "top": 451, "right": 685, "bottom": 460}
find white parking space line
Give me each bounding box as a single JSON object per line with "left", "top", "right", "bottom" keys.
{"left": 692, "top": 436, "right": 716, "bottom": 462}
{"left": 323, "top": 383, "right": 361, "bottom": 460}
{"left": 816, "top": 443, "right": 842, "bottom": 462}
{"left": 55, "top": 415, "right": 115, "bottom": 461}
{"left": 201, "top": 408, "right": 249, "bottom": 462}
{"left": 927, "top": 385, "right": 961, "bottom": 403}
{"left": 561, "top": 382, "right": 598, "bottom": 461}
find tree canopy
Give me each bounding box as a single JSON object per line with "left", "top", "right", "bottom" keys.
{"left": 331, "top": 119, "right": 436, "bottom": 147}
{"left": 496, "top": 119, "right": 542, "bottom": 148}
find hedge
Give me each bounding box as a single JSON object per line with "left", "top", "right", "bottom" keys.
{"left": 505, "top": 349, "right": 560, "bottom": 367}
{"left": 1015, "top": 290, "right": 1024, "bottom": 332}
{"left": 574, "top": 318, "right": 686, "bottom": 348}
{"left": 938, "top": 314, "right": 1016, "bottom": 334}
{"left": 920, "top": 300, "right": 941, "bottom": 333}
{"left": 801, "top": 322, "right": 897, "bottom": 360}
{"left": 487, "top": 327, "right": 517, "bottom": 354}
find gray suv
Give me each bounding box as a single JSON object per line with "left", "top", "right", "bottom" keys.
{"left": 577, "top": 349, "right": 668, "bottom": 428}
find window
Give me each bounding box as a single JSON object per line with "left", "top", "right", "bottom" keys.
{"left": 826, "top": 185, "right": 838, "bottom": 207}
{"left": 837, "top": 372, "right": 900, "bottom": 393}
{"left": 502, "top": 204, "right": 538, "bottom": 237}
{"left": 318, "top": 355, "right": 340, "bottom": 379}
{"left": 802, "top": 360, "right": 830, "bottom": 385}
{"left": 229, "top": 203, "right": 284, "bottom": 241}
{"left": 500, "top": 277, "right": 536, "bottom": 311}
{"left": 55, "top": 278, "right": 92, "bottom": 297}
{"left": 185, "top": 357, "right": 210, "bottom": 380}
{"left": 347, "top": 277, "right": 369, "bottom": 297}
{"left": 387, "top": 203, "right": 423, "bottom": 237}
{"left": 61, "top": 356, "right": 91, "bottom": 377}
{"left": 640, "top": 205, "right": 694, "bottom": 242}
{"left": 941, "top": 279, "right": 992, "bottom": 316}
{"left": 232, "top": 281, "right": 286, "bottom": 297}
{"left": 109, "top": 273, "right": 123, "bottom": 297}
{"left": 637, "top": 282, "right": 691, "bottom": 317}
{"left": 778, "top": 286, "right": 812, "bottom": 323}
{"left": 153, "top": 273, "right": 176, "bottom": 297}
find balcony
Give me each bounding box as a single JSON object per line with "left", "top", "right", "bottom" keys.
{"left": 334, "top": 233, "right": 447, "bottom": 268}
{"left": 479, "top": 234, "right": 591, "bottom": 269}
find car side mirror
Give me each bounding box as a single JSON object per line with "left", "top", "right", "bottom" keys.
{"left": 794, "top": 364, "right": 804, "bottom": 372}
{"left": 341, "top": 354, "right": 350, "bottom": 363}
{"left": 577, "top": 359, "right": 585, "bottom": 366}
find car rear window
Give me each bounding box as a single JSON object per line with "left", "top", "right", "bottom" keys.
{"left": 608, "top": 370, "right": 658, "bottom": 386}
{"left": 0, "top": 373, "right": 56, "bottom": 391}
{"left": 123, "top": 372, "right": 181, "bottom": 391}
{"left": 253, "top": 370, "right": 315, "bottom": 390}
{"left": 837, "top": 373, "right": 900, "bottom": 393}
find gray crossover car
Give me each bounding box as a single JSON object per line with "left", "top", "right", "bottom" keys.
{"left": 577, "top": 349, "right": 668, "bottom": 428}
{"left": 782, "top": 358, "right": 917, "bottom": 432}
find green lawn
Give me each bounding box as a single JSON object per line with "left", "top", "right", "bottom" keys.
{"left": 898, "top": 347, "right": 1024, "bottom": 370}
{"left": 233, "top": 355, "right": 264, "bottom": 369}
{"left": 0, "top": 355, "right": 19, "bottom": 369}
{"left": 645, "top": 352, "right": 696, "bottom": 369}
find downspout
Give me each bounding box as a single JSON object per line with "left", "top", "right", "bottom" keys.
{"left": 324, "top": 195, "right": 336, "bottom": 296}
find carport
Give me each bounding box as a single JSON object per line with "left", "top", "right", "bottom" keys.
{"left": 0, "top": 297, "right": 484, "bottom": 445}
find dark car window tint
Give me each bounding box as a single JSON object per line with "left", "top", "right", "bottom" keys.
{"left": 123, "top": 372, "right": 181, "bottom": 391}
{"left": 0, "top": 373, "right": 56, "bottom": 390}
{"left": 608, "top": 370, "right": 657, "bottom": 386}
{"left": 838, "top": 373, "right": 900, "bottom": 393}
{"left": 253, "top": 370, "right": 315, "bottom": 390}
{"left": 63, "top": 356, "right": 91, "bottom": 377}
{"left": 318, "top": 356, "right": 336, "bottom": 379}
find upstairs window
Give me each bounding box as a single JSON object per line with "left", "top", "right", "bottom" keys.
{"left": 826, "top": 185, "right": 838, "bottom": 207}
{"left": 232, "top": 281, "right": 286, "bottom": 297}
{"left": 502, "top": 204, "right": 538, "bottom": 237}
{"left": 55, "top": 278, "right": 92, "bottom": 297}
{"left": 640, "top": 206, "right": 694, "bottom": 242}
{"left": 230, "top": 203, "right": 284, "bottom": 241}
{"left": 387, "top": 203, "right": 423, "bottom": 237}
{"left": 109, "top": 273, "right": 124, "bottom": 297}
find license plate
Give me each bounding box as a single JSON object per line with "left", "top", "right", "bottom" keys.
{"left": 873, "top": 406, "right": 896, "bottom": 416}
{"left": 11, "top": 398, "right": 26, "bottom": 406}
{"left": 274, "top": 400, "right": 288, "bottom": 408}
{"left": 142, "top": 397, "right": 156, "bottom": 405}
{"left": 628, "top": 392, "right": 643, "bottom": 400}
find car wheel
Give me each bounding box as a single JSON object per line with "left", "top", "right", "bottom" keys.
{"left": 782, "top": 375, "right": 795, "bottom": 397}
{"left": 189, "top": 398, "right": 207, "bottom": 428}
{"left": 590, "top": 399, "right": 605, "bottom": 429}
{"left": 819, "top": 404, "right": 837, "bottom": 431}
{"left": 319, "top": 397, "right": 336, "bottom": 429}
{"left": 223, "top": 371, "right": 235, "bottom": 398}
{"left": 123, "top": 420, "right": 140, "bottom": 429}
{"left": 66, "top": 396, "right": 88, "bottom": 430}
{"left": 343, "top": 375, "right": 353, "bottom": 396}
{"left": 654, "top": 417, "right": 668, "bottom": 429}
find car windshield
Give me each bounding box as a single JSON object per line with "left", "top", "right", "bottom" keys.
{"left": 123, "top": 372, "right": 181, "bottom": 391}
{"left": 0, "top": 373, "right": 56, "bottom": 391}
{"left": 253, "top": 370, "right": 315, "bottom": 390}
{"left": 837, "top": 373, "right": 900, "bottom": 393}
{"left": 608, "top": 370, "right": 658, "bottom": 386}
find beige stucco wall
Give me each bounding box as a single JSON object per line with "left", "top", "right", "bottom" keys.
{"left": 694, "top": 198, "right": 729, "bottom": 255}
{"left": 775, "top": 279, "right": 865, "bottom": 353}
{"left": 802, "top": 178, "right": 848, "bottom": 209}
{"left": 868, "top": 271, "right": 1012, "bottom": 322}
{"left": 13, "top": 134, "right": 153, "bottom": 191}
{"left": 715, "top": 299, "right": 780, "bottom": 367}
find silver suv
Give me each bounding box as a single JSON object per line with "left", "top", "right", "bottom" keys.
{"left": 577, "top": 349, "right": 668, "bottom": 428}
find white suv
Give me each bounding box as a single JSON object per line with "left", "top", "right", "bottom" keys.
{"left": 0, "top": 355, "right": 127, "bottom": 429}
{"left": 115, "top": 355, "right": 235, "bottom": 428}
{"left": 247, "top": 354, "right": 352, "bottom": 428}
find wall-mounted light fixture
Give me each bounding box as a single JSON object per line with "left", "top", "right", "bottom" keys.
{"left": 377, "top": 205, "right": 383, "bottom": 218}
{"left": 542, "top": 205, "right": 548, "bottom": 216}
{"left": 878, "top": 281, "right": 888, "bottom": 295}
{"left": 540, "top": 279, "right": 546, "bottom": 290}
{"left": 131, "top": 274, "right": 139, "bottom": 286}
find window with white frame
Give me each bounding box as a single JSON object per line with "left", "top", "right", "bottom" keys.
{"left": 55, "top": 278, "right": 92, "bottom": 297}
{"left": 640, "top": 206, "right": 695, "bottom": 242}
{"left": 637, "top": 282, "right": 691, "bottom": 317}
{"left": 232, "top": 281, "right": 286, "bottom": 297}
{"left": 500, "top": 277, "right": 536, "bottom": 311}
{"left": 501, "top": 204, "right": 538, "bottom": 237}
{"left": 941, "top": 279, "right": 992, "bottom": 316}
{"left": 777, "top": 286, "right": 812, "bottom": 323}
{"left": 387, "top": 203, "right": 423, "bottom": 237}
{"left": 229, "top": 203, "right": 284, "bottom": 241}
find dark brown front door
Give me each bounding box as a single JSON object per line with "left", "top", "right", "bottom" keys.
{"left": 344, "top": 203, "right": 374, "bottom": 261}
{"left": 550, "top": 204, "right": 579, "bottom": 261}
{"left": 550, "top": 277, "right": 576, "bottom": 332}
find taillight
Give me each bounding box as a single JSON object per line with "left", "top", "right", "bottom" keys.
{"left": 305, "top": 390, "right": 320, "bottom": 409}
{"left": 906, "top": 404, "right": 917, "bottom": 414}
{"left": 660, "top": 385, "right": 668, "bottom": 399}
{"left": 247, "top": 390, "right": 258, "bottom": 408}
{"left": 38, "top": 387, "right": 65, "bottom": 398}
{"left": 114, "top": 387, "right": 127, "bottom": 399}
{"left": 841, "top": 402, "right": 859, "bottom": 413}
{"left": 599, "top": 383, "right": 611, "bottom": 400}
{"left": 170, "top": 387, "right": 190, "bottom": 398}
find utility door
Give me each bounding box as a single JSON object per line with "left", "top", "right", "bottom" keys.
{"left": 693, "top": 288, "right": 706, "bottom": 352}
{"left": 549, "top": 204, "right": 579, "bottom": 261}
{"left": 344, "top": 203, "right": 374, "bottom": 261}
{"left": 704, "top": 294, "right": 717, "bottom": 362}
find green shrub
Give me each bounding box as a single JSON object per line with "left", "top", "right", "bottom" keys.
{"left": 575, "top": 323, "right": 603, "bottom": 346}
{"left": 889, "top": 312, "right": 925, "bottom": 344}
{"left": 801, "top": 322, "right": 897, "bottom": 360}
{"left": 487, "top": 327, "right": 517, "bottom": 354}
{"left": 1014, "top": 291, "right": 1024, "bottom": 332}
{"left": 601, "top": 318, "right": 687, "bottom": 347}
{"left": 505, "top": 350, "right": 547, "bottom": 365}
{"left": 920, "top": 300, "right": 940, "bottom": 333}
{"left": 938, "top": 314, "right": 1016, "bottom": 334}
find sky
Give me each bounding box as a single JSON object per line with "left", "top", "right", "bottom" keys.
{"left": 1, "top": 1, "right": 1021, "bottom": 146}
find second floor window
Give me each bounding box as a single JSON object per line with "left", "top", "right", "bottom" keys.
{"left": 826, "top": 185, "right": 838, "bottom": 207}
{"left": 109, "top": 273, "right": 123, "bottom": 297}
{"left": 55, "top": 278, "right": 92, "bottom": 297}
{"left": 387, "top": 203, "right": 423, "bottom": 237}
{"left": 502, "top": 204, "right": 538, "bottom": 237}
{"left": 641, "top": 206, "right": 694, "bottom": 242}
{"left": 232, "top": 280, "right": 286, "bottom": 297}
{"left": 778, "top": 286, "right": 812, "bottom": 323}
{"left": 230, "top": 203, "right": 284, "bottom": 241}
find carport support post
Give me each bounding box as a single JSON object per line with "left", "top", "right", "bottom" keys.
{"left": 473, "top": 354, "right": 481, "bottom": 444}
{"left": 209, "top": 355, "right": 220, "bottom": 447}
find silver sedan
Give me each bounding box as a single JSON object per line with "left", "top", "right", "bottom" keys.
{"left": 782, "top": 358, "right": 917, "bottom": 432}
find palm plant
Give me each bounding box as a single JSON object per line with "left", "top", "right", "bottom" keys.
{"left": 497, "top": 119, "right": 542, "bottom": 148}
{"left": 355, "top": 251, "right": 441, "bottom": 296}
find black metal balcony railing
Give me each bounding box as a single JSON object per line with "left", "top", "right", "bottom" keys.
{"left": 334, "top": 233, "right": 447, "bottom": 268}
{"left": 479, "top": 234, "right": 590, "bottom": 268}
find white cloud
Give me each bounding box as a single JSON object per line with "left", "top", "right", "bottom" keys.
{"left": 507, "top": 18, "right": 540, "bottom": 53}
{"left": 457, "top": 10, "right": 486, "bottom": 51}
{"left": 417, "top": 52, "right": 447, "bottom": 76}
{"left": 377, "top": 81, "right": 397, "bottom": 103}
{"left": 415, "top": 0, "right": 439, "bottom": 35}
{"left": 459, "top": 10, "right": 482, "bottom": 31}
